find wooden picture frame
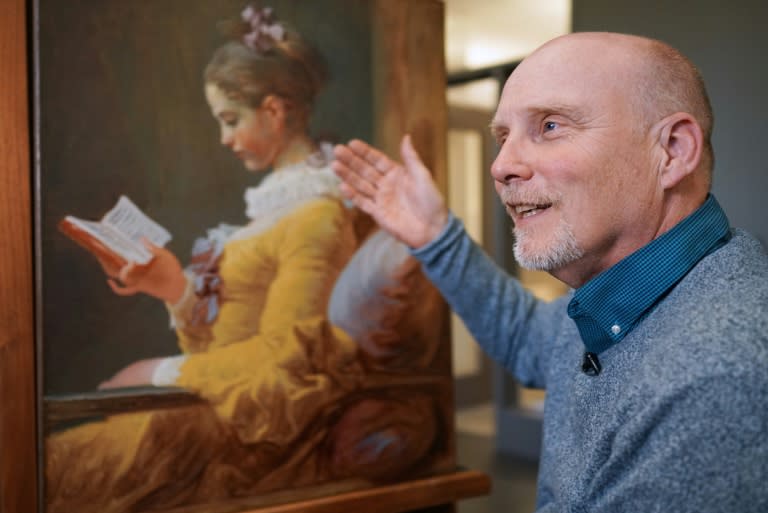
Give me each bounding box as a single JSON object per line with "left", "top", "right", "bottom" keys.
{"left": 1, "top": 1, "right": 490, "bottom": 512}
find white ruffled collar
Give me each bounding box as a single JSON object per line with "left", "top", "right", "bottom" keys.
{"left": 243, "top": 142, "right": 341, "bottom": 221}
{"left": 222, "top": 143, "right": 342, "bottom": 242}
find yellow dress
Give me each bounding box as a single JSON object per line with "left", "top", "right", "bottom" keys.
{"left": 46, "top": 163, "right": 365, "bottom": 512}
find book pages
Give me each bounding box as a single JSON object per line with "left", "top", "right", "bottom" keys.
{"left": 63, "top": 217, "right": 155, "bottom": 264}
{"left": 102, "top": 196, "right": 172, "bottom": 248}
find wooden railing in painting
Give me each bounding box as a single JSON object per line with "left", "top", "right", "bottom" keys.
{"left": 44, "top": 373, "right": 449, "bottom": 431}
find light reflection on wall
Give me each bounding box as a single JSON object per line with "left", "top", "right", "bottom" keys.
{"left": 444, "top": 0, "right": 573, "bottom": 389}
{"left": 444, "top": 0, "right": 572, "bottom": 73}
{"left": 447, "top": 78, "right": 500, "bottom": 111}
{"left": 448, "top": 130, "right": 484, "bottom": 377}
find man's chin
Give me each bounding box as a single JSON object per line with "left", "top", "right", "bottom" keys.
{"left": 514, "top": 253, "right": 556, "bottom": 272}
{"left": 513, "top": 237, "right": 584, "bottom": 272}
{"left": 513, "top": 238, "right": 552, "bottom": 271}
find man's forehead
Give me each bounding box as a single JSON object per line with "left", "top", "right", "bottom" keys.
{"left": 493, "top": 39, "right": 637, "bottom": 120}
{"left": 494, "top": 73, "right": 595, "bottom": 120}
{"left": 513, "top": 33, "right": 642, "bottom": 86}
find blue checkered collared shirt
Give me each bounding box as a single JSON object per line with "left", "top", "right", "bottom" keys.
{"left": 567, "top": 194, "right": 731, "bottom": 358}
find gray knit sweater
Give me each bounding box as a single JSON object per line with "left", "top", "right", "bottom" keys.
{"left": 413, "top": 218, "right": 768, "bottom": 513}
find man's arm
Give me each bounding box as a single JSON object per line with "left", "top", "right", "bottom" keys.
{"left": 413, "top": 213, "right": 568, "bottom": 388}
{"left": 333, "top": 137, "right": 567, "bottom": 387}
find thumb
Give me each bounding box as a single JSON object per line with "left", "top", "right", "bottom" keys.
{"left": 118, "top": 261, "right": 137, "bottom": 284}
{"left": 141, "top": 237, "right": 162, "bottom": 254}
{"left": 108, "top": 278, "right": 139, "bottom": 296}
{"left": 400, "top": 134, "right": 428, "bottom": 175}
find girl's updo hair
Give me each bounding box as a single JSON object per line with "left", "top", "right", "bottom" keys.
{"left": 204, "top": 5, "right": 328, "bottom": 131}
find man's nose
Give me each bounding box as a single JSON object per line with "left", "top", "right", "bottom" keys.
{"left": 490, "top": 139, "right": 533, "bottom": 184}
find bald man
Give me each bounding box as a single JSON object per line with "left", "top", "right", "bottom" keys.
{"left": 333, "top": 33, "right": 767, "bottom": 512}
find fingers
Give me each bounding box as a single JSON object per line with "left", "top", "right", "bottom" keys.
{"left": 400, "top": 134, "right": 434, "bottom": 184}
{"left": 118, "top": 261, "right": 136, "bottom": 284}
{"left": 98, "top": 380, "right": 115, "bottom": 390}
{"left": 333, "top": 140, "right": 401, "bottom": 191}
{"left": 140, "top": 237, "right": 160, "bottom": 253}
{"left": 107, "top": 278, "right": 139, "bottom": 296}
{"left": 334, "top": 136, "right": 429, "bottom": 188}
{"left": 347, "top": 139, "right": 396, "bottom": 174}
{"left": 400, "top": 134, "right": 424, "bottom": 169}
{"left": 333, "top": 156, "right": 379, "bottom": 200}
{"left": 95, "top": 255, "right": 120, "bottom": 278}
{"left": 338, "top": 182, "right": 380, "bottom": 217}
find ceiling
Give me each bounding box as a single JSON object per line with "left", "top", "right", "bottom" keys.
{"left": 443, "top": 0, "right": 572, "bottom": 73}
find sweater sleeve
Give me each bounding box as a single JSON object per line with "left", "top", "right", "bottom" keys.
{"left": 411, "top": 213, "right": 569, "bottom": 388}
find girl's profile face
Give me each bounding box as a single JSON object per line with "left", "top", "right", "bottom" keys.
{"left": 205, "top": 83, "right": 284, "bottom": 172}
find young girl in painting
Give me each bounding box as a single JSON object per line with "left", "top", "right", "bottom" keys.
{"left": 94, "top": 5, "right": 357, "bottom": 391}
{"left": 46, "top": 6, "right": 440, "bottom": 512}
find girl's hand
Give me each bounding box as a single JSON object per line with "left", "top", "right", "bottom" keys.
{"left": 97, "top": 239, "right": 187, "bottom": 304}
{"left": 98, "top": 357, "right": 166, "bottom": 389}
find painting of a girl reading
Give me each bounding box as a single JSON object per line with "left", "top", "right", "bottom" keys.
{"left": 39, "top": 2, "right": 453, "bottom": 512}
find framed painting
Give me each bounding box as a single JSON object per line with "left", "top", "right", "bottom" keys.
{"left": 0, "top": 0, "right": 490, "bottom": 512}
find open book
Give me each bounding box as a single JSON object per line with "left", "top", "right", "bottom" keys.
{"left": 58, "top": 196, "right": 172, "bottom": 269}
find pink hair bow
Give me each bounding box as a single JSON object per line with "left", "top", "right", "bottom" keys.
{"left": 241, "top": 5, "right": 286, "bottom": 53}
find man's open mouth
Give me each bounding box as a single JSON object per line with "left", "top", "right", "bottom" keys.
{"left": 513, "top": 203, "right": 552, "bottom": 218}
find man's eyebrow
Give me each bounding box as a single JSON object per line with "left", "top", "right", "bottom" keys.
{"left": 488, "top": 103, "right": 589, "bottom": 136}
{"left": 504, "top": 102, "right": 588, "bottom": 118}
{"left": 529, "top": 102, "right": 588, "bottom": 121}
{"left": 489, "top": 119, "right": 506, "bottom": 135}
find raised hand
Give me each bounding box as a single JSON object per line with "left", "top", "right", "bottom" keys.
{"left": 99, "top": 240, "right": 187, "bottom": 304}
{"left": 332, "top": 135, "right": 449, "bottom": 248}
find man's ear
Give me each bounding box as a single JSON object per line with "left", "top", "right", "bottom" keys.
{"left": 655, "top": 112, "right": 704, "bottom": 190}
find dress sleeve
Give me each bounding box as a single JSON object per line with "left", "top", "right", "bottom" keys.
{"left": 172, "top": 199, "right": 362, "bottom": 446}
{"left": 165, "top": 270, "right": 216, "bottom": 353}
{"left": 255, "top": 198, "right": 358, "bottom": 336}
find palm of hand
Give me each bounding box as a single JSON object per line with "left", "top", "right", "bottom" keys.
{"left": 371, "top": 163, "right": 445, "bottom": 248}
{"left": 334, "top": 136, "right": 448, "bottom": 249}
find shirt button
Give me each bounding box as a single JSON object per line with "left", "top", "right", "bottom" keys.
{"left": 611, "top": 324, "right": 621, "bottom": 335}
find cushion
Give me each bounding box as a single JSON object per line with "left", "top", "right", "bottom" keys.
{"left": 328, "top": 229, "right": 443, "bottom": 368}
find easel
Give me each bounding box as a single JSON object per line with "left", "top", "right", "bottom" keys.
{"left": 144, "top": 470, "right": 489, "bottom": 513}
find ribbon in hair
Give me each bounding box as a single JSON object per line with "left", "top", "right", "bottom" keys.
{"left": 241, "top": 5, "right": 286, "bottom": 53}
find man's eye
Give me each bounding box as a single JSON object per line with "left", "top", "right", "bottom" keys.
{"left": 543, "top": 120, "right": 558, "bottom": 132}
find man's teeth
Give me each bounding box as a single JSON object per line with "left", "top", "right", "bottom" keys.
{"left": 515, "top": 204, "right": 547, "bottom": 218}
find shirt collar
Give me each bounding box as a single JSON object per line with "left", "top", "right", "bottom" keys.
{"left": 567, "top": 194, "right": 731, "bottom": 355}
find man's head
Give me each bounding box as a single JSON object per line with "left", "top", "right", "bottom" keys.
{"left": 490, "top": 32, "right": 714, "bottom": 287}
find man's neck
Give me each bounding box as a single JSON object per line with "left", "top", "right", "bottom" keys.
{"left": 552, "top": 191, "right": 709, "bottom": 288}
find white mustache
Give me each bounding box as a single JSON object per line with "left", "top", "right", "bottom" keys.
{"left": 497, "top": 187, "right": 560, "bottom": 207}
